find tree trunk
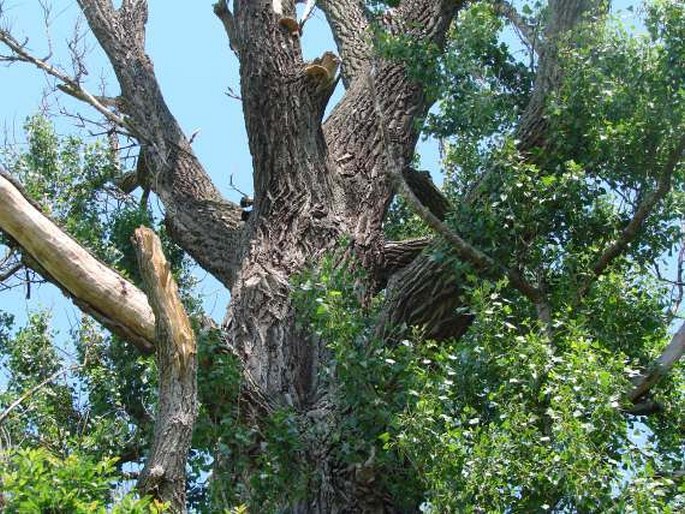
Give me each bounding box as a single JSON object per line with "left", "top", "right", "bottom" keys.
{"left": 0, "top": 0, "right": 624, "bottom": 512}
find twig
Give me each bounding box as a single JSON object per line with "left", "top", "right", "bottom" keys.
{"left": 491, "top": 0, "right": 540, "bottom": 55}
{"left": 0, "top": 365, "right": 79, "bottom": 426}
{"left": 0, "top": 25, "right": 132, "bottom": 133}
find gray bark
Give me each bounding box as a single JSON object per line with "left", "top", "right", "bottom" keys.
{"left": 0, "top": 0, "right": 628, "bottom": 512}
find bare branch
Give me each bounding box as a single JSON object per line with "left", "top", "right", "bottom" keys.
{"left": 133, "top": 227, "right": 197, "bottom": 513}
{"left": 402, "top": 167, "right": 451, "bottom": 221}
{"left": 579, "top": 133, "right": 685, "bottom": 298}
{"left": 0, "top": 169, "right": 155, "bottom": 353}
{"left": 0, "top": 24, "right": 130, "bottom": 131}
{"left": 628, "top": 320, "right": 685, "bottom": 403}
{"left": 72, "top": 0, "right": 245, "bottom": 287}
{"left": 213, "top": 1, "right": 240, "bottom": 56}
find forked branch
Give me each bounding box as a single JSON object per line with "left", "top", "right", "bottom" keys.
{"left": 0, "top": 24, "right": 130, "bottom": 132}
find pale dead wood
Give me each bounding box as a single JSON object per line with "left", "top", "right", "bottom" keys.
{"left": 133, "top": 226, "right": 197, "bottom": 514}
{"left": 0, "top": 170, "right": 155, "bottom": 353}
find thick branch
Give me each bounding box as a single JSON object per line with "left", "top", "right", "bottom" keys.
{"left": 213, "top": 1, "right": 240, "bottom": 56}
{"left": 133, "top": 227, "right": 197, "bottom": 514}
{"left": 628, "top": 321, "right": 685, "bottom": 403}
{"left": 76, "top": 0, "right": 244, "bottom": 287}
{"left": 317, "top": 0, "right": 372, "bottom": 87}
{"left": 0, "top": 170, "right": 155, "bottom": 353}
{"left": 381, "top": 237, "right": 431, "bottom": 286}
{"left": 323, "top": 0, "right": 461, "bottom": 277}
{"left": 402, "top": 167, "right": 451, "bottom": 221}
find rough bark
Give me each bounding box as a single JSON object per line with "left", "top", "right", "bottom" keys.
{"left": 133, "top": 227, "right": 197, "bottom": 514}
{"left": 77, "top": 0, "right": 245, "bottom": 288}
{"left": 0, "top": 170, "right": 155, "bottom": 353}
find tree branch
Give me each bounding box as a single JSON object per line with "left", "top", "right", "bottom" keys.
{"left": 491, "top": 0, "right": 541, "bottom": 53}
{"left": 381, "top": 237, "right": 431, "bottom": 286}
{"left": 628, "top": 320, "right": 685, "bottom": 403}
{"left": 213, "top": 1, "right": 240, "bottom": 56}
{"left": 133, "top": 227, "right": 197, "bottom": 514}
{"left": 579, "top": 133, "right": 685, "bottom": 298}
{"left": 0, "top": 169, "right": 155, "bottom": 353}
{"left": 75, "top": 0, "right": 245, "bottom": 288}
{"left": 0, "top": 365, "right": 78, "bottom": 426}
{"left": 517, "top": 0, "right": 606, "bottom": 151}
{"left": 0, "top": 24, "right": 130, "bottom": 132}
{"left": 368, "top": 68, "right": 543, "bottom": 304}
{"left": 402, "top": 167, "right": 451, "bottom": 221}
{"left": 317, "top": 0, "right": 372, "bottom": 88}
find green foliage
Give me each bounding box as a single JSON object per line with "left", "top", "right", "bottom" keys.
{"left": 0, "top": 447, "right": 164, "bottom": 513}
{"left": 0, "top": 116, "right": 201, "bottom": 508}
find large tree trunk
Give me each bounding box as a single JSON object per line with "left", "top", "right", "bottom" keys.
{"left": 220, "top": 1, "right": 460, "bottom": 510}
{"left": 0, "top": 0, "right": 628, "bottom": 512}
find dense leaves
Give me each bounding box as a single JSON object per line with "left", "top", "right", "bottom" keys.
{"left": 1, "top": 0, "right": 684, "bottom": 512}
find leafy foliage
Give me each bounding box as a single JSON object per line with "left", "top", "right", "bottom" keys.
{"left": 1, "top": 447, "right": 165, "bottom": 513}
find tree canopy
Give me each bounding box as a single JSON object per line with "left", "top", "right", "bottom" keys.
{"left": 0, "top": 0, "right": 684, "bottom": 512}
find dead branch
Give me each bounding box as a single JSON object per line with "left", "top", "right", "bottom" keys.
{"left": 0, "top": 24, "right": 131, "bottom": 132}
{"left": 133, "top": 226, "right": 197, "bottom": 514}
{"left": 0, "top": 169, "right": 155, "bottom": 353}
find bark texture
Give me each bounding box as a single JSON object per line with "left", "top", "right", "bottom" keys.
{"left": 2, "top": 0, "right": 677, "bottom": 512}
{"left": 133, "top": 227, "right": 197, "bottom": 514}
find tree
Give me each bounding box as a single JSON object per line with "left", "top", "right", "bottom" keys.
{"left": 0, "top": 0, "right": 684, "bottom": 512}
